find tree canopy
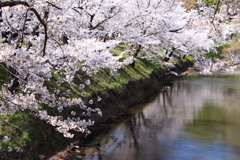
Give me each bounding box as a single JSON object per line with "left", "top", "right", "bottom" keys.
{"left": 0, "top": 0, "right": 239, "bottom": 153}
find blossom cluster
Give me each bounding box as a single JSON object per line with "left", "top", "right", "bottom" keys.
{"left": 0, "top": 0, "right": 238, "bottom": 153}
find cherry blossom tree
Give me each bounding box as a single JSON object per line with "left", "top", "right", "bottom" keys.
{"left": 0, "top": 2, "right": 135, "bottom": 153}
{"left": 0, "top": 0, "right": 239, "bottom": 153}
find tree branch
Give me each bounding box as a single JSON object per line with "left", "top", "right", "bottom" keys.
{"left": 29, "top": 8, "right": 48, "bottom": 56}
{"left": 211, "top": 0, "right": 221, "bottom": 24}
{"left": 16, "top": 9, "right": 29, "bottom": 49}
{"left": 169, "top": 27, "right": 184, "bottom": 33}
{"left": 0, "top": 1, "right": 48, "bottom": 57}
{"left": 0, "top": 1, "right": 29, "bottom": 8}
{"left": 46, "top": 1, "right": 62, "bottom": 10}
{"left": 0, "top": 64, "right": 26, "bottom": 83}
{"left": 90, "top": 10, "right": 120, "bottom": 30}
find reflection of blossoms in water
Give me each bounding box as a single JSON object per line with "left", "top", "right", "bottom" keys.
{"left": 85, "top": 78, "right": 240, "bottom": 159}
{"left": 0, "top": 0, "right": 238, "bottom": 153}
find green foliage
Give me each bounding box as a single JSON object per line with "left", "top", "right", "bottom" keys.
{"left": 203, "top": 51, "right": 224, "bottom": 59}
{"left": 110, "top": 43, "right": 130, "bottom": 59}
{"left": 216, "top": 43, "right": 231, "bottom": 53}
{"left": 0, "top": 40, "right": 189, "bottom": 157}
{"left": 203, "top": 43, "right": 231, "bottom": 60}
{"left": 201, "top": 0, "right": 219, "bottom": 6}
{"left": 155, "top": 56, "right": 164, "bottom": 61}
{"left": 90, "top": 58, "right": 160, "bottom": 92}
{"left": 184, "top": 55, "right": 195, "bottom": 61}
{"left": 219, "top": 43, "right": 230, "bottom": 48}
{"left": 115, "top": 42, "right": 127, "bottom": 51}
{"left": 118, "top": 57, "right": 126, "bottom": 62}
{"left": 20, "top": 41, "right": 30, "bottom": 48}
{"left": 111, "top": 49, "right": 122, "bottom": 56}
{"left": 0, "top": 112, "right": 48, "bottom": 156}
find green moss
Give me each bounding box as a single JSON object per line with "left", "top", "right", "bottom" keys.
{"left": 216, "top": 43, "right": 231, "bottom": 54}
{"left": 110, "top": 49, "right": 122, "bottom": 56}
{"left": 201, "top": 0, "right": 219, "bottom": 6}
{"left": 185, "top": 55, "right": 195, "bottom": 61}
{"left": 203, "top": 51, "right": 224, "bottom": 59}
{"left": 0, "top": 112, "right": 48, "bottom": 155}
{"left": 0, "top": 39, "right": 195, "bottom": 159}
{"left": 89, "top": 59, "right": 159, "bottom": 92}
{"left": 110, "top": 43, "right": 131, "bottom": 59}
{"left": 115, "top": 42, "right": 127, "bottom": 51}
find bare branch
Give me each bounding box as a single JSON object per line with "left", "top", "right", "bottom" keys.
{"left": 0, "top": 1, "right": 48, "bottom": 57}
{"left": 169, "top": 27, "right": 184, "bottom": 33}
{"left": 72, "top": 8, "right": 81, "bottom": 15}
{"left": 46, "top": 1, "right": 62, "bottom": 10}
{"left": 0, "top": 64, "right": 26, "bottom": 83}
{"left": 147, "top": 0, "right": 151, "bottom": 8}
{"left": 155, "top": 0, "right": 163, "bottom": 9}
{"left": 211, "top": 0, "right": 221, "bottom": 24}
{"left": 28, "top": 8, "right": 48, "bottom": 57}
{"left": 0, "top": 1, "right": 29, "bottom": 8}
{"left": 90, "top": 11, "right": 120, "bottom": 30}
{"left": 16, "top": 9, "right": 29, "bottom": 49}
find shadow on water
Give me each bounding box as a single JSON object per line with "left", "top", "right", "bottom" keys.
{"left": 52, "top": 76, "right": 240, "bottom": 160}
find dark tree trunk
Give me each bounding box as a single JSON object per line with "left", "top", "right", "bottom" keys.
{"left": 164, "top": 47, "right": 176, "bottom": 62}
{"left": 131, "top": 44, "right": 142, "bottom": 67}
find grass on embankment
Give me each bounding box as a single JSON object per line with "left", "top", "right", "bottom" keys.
{"left": 0, "top": 43, "right": 194, "bottom": 159}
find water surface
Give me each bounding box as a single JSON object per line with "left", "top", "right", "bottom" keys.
{"left": 70, "top": 77, "right": 240, "bottom": 160}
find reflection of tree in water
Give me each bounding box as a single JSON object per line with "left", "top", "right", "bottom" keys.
{"left": 68, "top": 78, "right": 240, "bottom": 160}
{"left": 103, "top": 80, "right": 199, "bottom": 152}
{"left": 80, "top": 87, "right": 178, "bottom": 160}
{"left": 74, "top": 80, "right": 204, "bottom": 159}
{"left": 124, "top": 83, "right": 177, "bottom": 142}
{"left": 126, "top": 117, "right": 139, "bottom": 148}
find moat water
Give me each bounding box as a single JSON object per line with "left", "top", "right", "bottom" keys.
{"left": 63, "top": 75, "right": 240, "bottom": 160}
